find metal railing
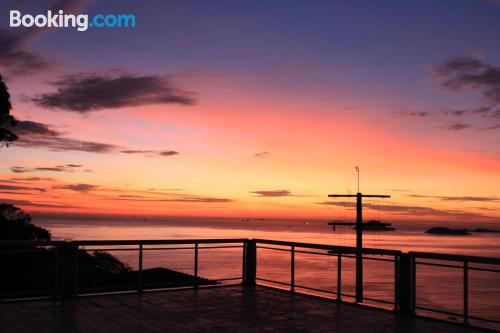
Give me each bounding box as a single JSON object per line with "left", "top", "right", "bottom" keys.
{"left": 0, "top": 238, "right": 499, "bottom": 330}
{"left": 410, "top": 251, "right": 500, "bottom": 328}
{"left": 253, "top": 239, "right": 401, "bottom": 307}
{"left": 0, "top": 239, "right": 246, "bottom": 298}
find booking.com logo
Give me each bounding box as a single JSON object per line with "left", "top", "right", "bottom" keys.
{"left": 9, "top": 10, "right": 136, "bottom": 32}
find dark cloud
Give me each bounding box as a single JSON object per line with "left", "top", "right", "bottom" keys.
{"left": 479, "top": 123, "right": 500, "bottom": 131}
{"left": 395, "top": 105, "right": 500, "bottom": 131}
{"left": 0, "top": 184, "right": 45, "bottom": 192}
{"left": 396, "top": 111, "right": 433, "bottom": 118}
{"left": 439, "top": 123, "right": 472, "bottom": 131}
{"left": 11, "top": 177, "right": 54, "bottom": 181}
{"left": 318, "top": 201, "right": 487, "bottom": 219}
{"left": 11, "top": 119, "right": 118, "bottom": 153}
{"left": 107, "top": 196, "right": 232, "bottom": 203}
{"left": 254, "top": 151, "right": 271, "bottom": 159}
{"left": 406, "top": 57, "right": 500, "bottom": 131}
{"left": 441, "top": 107, "right": 484, "bottom": 117}
{"left": 53, "top": 183, "right": 98, "bottom": 192}
{"left": 11, "top": 119, "right": 180, "bottom": 155}
{"left": 0, "top": 198, "right": 79, "bottom": 209}
{"left": 251, "top": 190, "right": 292, "bottom": 197}
{"left": 163, "top": 197, "right": 231, "bottom": 203}
{"left": 147, "top": 188, "right": 183, "bottom": 191}
{"left": 158, "top": 150, "right": 179, "bottom": 156}
{"left": 120, "top": 150, "right": 179, "bottom": 157}
{"left": 433, "top": 56, "right": 500, "bottom": 104}
{"left": 12, "top": 120, "right": 59, "bottom": 136}
{"left": 32, "top": 72, "right": 196, "bottom": 112}
{"left": 407, "top": 194, "right": 499, "bottom": 202}
{"left": 11, "top": 164, "right": 86, "bottom": 173}
{"left": 16, "top": 135, "right": 118, "bottom": 153}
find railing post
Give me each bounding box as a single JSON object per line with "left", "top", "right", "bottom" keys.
{"left": 138, "top": 244, "right": 143, "bottom": 293}
{"left": 53, "top": 245, "right": 59, "bottom": 297}
{"left": 394, "top": 254, "right": 399, "bottom": 310}
{"left": 243, "top": 239, "right": 256, "bottom": 287}
{"left": 58, "top": 242, "right": 79, "bottom": 297}
{"left": 290, "top": 245, "right": 295, "bottom": 292}
{"left": 464, "top": 260, "right": 469, "bottom": 325}
{"left": 397, "top": 253, "right": 414, "bottom": 315}
{"left": 355, "top": 249, "right": 363, "bottom": 303}
{"left": 194, "top": 242, "right": 199, "bottom": 289}
{"left": 337, "top": 253, "right": 342, "bottom": 301}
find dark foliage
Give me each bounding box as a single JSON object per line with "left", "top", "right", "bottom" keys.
{"left": 0, "top": 204, "right": 215, "bottom": 297}
{"left": 0, "top": 75, "right": 18, "bottom": 146}
{"left": 0, "top": 203, "right": 51, "bottom": 240}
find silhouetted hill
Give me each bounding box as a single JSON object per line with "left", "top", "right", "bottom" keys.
{"left": 425, "top": 227, "right": 471, "bottom": 235}
{"left": 0, "top": 203, "right": 216, "bottom": 297}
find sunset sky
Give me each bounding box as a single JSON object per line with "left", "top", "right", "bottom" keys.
{"left": 0, "top": 0, "right": 499, "bottom": 222}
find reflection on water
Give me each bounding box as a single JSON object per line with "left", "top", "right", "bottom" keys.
{"left": 35, "top": 217, "right": 500, "bottom": 329}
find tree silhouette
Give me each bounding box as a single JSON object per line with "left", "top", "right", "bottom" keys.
{"left": 0, "top": 203, "right": 51, "bottom": 240}
{"left": 0, "top": 75, "right": 18, "bottom": 146}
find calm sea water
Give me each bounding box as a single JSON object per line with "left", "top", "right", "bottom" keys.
{"left": 34, "top": 216, "right": 500, "bottom": 329}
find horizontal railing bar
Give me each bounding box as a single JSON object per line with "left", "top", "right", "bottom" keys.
{"left": 468, "top": 315, "right": 500, "bottom": 324}
{"left": 415, "top": 261, "right": 463, "bottom": 269}
{"left": 0, "top": 239, "right": 247, "bottom": 248}
{"left": 257, "top": 246, "right": 291, "bottom": 252}
{"left": 416, "top": 260, "right": 500, "bottom": 272}
{"left": 340, "top": 254, "right": 394, "bottom": 261}
{"left": 0, "top": 239, "right": 245, "bottom": 248}
{"left": 256, "top": 277, "right": 291, "bottom": 286}
{"left": 80, "top": 247, "right": 141, "bottom": 252}
{"left": 295, "top": 249, "right": 335, "bottom": 256}
{"left": 75, "top": 239, "right": 248, "bottom": 246}
{"left": 362, "top": 296, "right": 394, "bottom": 305}
{"left": 198, "top": 245, "right": 243, "bottom": 249}
{"left": 415, "top": 305, "right": 463, "bottom": 317}
{"left": 294, "top": 284, "right": 338, "bottom": 295}
{"left": 254, "top": 239, "right": 401, "bottom": 256}
{"left": 139, "top": 246, "right": 193, "bottom": 251}
{"left": 359, "top": 256, "right": 395, "bottom": 263}
{"left": 211, "top": 277, "right": 241, "bottom": 281}
{"left": 416, "top": 260, "right": 500, "bottom": 273}
{"left": 411, "top": 251, "right": 500, "bottom": 265}
{"left": 469, "top": 266, "right": 500, "bottom": 273}
{"left": 257, "top": 246, "right": 395, "bottom": 263}
{"left": 81, "top": 245, "right": 245, "bottom": 252}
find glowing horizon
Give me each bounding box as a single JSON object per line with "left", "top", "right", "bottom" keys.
{"left": 0, "top": 1, "right": 499, "bottom": 222}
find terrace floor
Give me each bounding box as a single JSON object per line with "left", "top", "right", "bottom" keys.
{"left": 0, "top": 286, "right": 486, "bottom": 333}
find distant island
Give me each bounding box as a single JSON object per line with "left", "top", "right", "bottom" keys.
{"left": 425, "top": 226, "right": 500, "bottom": 236}
{"left": 425, "top": 227, "right": 471, "bottom": 235}
{"left": 328, "top": 219, "right": 395, "bottom": 232}
{"left": 354, "top": 220, "right": 395, "bottom": 232}
{"left": 471, "top": 228, "right": 500, "bottom": 233}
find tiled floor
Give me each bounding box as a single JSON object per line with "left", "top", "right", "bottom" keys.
{"left": 0, "top": 286, "right": 486, "bottom": 332}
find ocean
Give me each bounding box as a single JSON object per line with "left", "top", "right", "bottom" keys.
{"left": 33, "top": 215, "right": 500, "bottom": 329}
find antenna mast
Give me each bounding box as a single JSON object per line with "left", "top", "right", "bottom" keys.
{"left": 327, "top": 167, "right": 390, "bottom": 303}
{"left": 356, "top": 166, "right": 360, "bottom": 193}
